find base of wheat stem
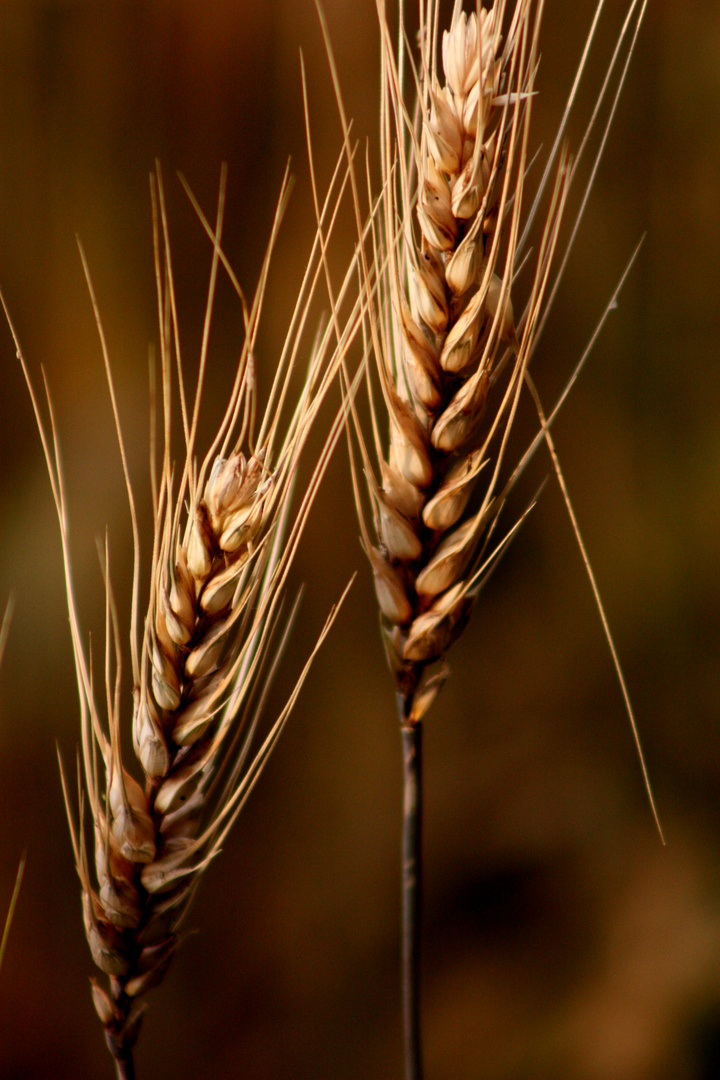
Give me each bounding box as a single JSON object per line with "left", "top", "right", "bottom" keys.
{"left": 101, "top": 981, "right": 139, "bottom": 1080}
{"left": 110, "top": 1052, "right": 135, "bottom": 1080}
{"left": 107, "top": 1038, "right": 135, "bottom": 1080}
{"left": 401, "top": 718, "right": 423, "bottom": 1080}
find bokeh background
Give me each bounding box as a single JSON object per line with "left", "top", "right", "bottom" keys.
{"left": 0, "top": 1, "right": 719, "bottom": 1077}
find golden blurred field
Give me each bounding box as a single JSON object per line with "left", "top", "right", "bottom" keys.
{"left": 1, "top": 2, "right": 719, "bottom": 1077}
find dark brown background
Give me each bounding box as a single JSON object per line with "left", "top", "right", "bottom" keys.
{"left": 0, "top": 1, "right": 718, "bottom": 1078}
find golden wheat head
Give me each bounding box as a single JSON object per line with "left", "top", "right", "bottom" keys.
{"left": 346, "top": 0, "right": 572, "bottom": 726}
{"left": 10, "top": 153, "right": 361, "bottom": 1076}
{"left": 341, "top": 0, "right": 658, "bottom": 825}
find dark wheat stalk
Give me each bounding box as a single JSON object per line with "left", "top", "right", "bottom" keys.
{"left": 337, "top": 0, "right": 656, "bottom": 1075}
{"left": 7, "top": 153, "right": 362, "bottom": 1077}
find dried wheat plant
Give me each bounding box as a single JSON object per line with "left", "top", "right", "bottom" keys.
{"left": 5, "top": 154, "right": 361, "bottom": 1078}
{"left": 326, "top": 0, "right": 653, "bottom": 1075}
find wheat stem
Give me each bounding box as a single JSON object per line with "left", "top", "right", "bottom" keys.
{"left": 114, "top": 1060, "right": 134, "bottom": 1080}
{"left": 107, "top": 1024, "right": 136, "bottom": 1080}
{"left": 401, "top": 721, "right": 423, "bottom": 1080}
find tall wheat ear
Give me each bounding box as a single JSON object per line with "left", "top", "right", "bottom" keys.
{"left": 325, "top": 0, "right": 659, "bottom": 1076}
{"left": 5, "top": 153, "right": 363, "bottom": 1079}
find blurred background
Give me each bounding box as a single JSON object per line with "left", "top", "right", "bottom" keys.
{"left": 0, "top": 1, "right": 719, "bottom": 1077}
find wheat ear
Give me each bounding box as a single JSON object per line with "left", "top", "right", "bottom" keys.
{"left": 353, "top": 0, "right": 570, "bottom": 727}
{"left": 336, "top": 0, "right": 653, "bottom": 1075}
{"left": 346, "top": 6, "right": 562, "bottom": 1074}
{"left": 8, "top": 154, "right": 362, "bottom": 1078}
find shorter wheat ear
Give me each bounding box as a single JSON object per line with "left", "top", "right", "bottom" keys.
{"left": 7, "top": 150, "right": 363, "bottom": 1078}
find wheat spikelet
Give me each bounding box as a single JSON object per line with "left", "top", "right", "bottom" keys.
{"left": 348, "top": 0, "right": 571, "bottom": 725}
{"left": 9, "top": 155, "right": 361, "bottom": 1076}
